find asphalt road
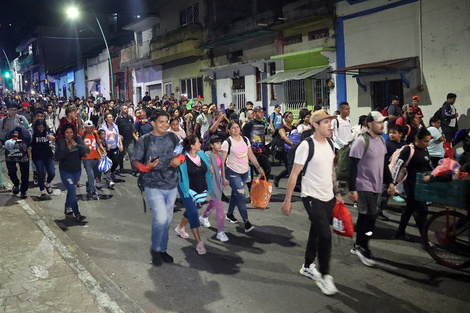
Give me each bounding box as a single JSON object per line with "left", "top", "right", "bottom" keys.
{"left": 31, "top": 161, "right": 470, "bottom": 313}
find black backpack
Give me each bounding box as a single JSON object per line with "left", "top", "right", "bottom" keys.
{"left": 137, "top": 133, "right": 179, "bottom": 212}
{"left": 287, "top": 136, "right": 334, "bottom": 188}
{"left": 433, "top": 107, "right": 444, "bottom": 121}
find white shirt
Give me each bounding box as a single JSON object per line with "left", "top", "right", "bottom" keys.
{"left": 294, "top": 136, "right": 334, "bottom": 201}
{"left": 332, "top": 116, "right": 352, "bottom": 149}
{"left": 297, "top": 123, "right": 312, "bottom": 133}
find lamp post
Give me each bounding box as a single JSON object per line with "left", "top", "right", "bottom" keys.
{"left": 67, "top": 7, "right": 114, "bottom": 100}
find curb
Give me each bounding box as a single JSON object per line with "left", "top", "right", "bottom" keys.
{"left": 4, "top": 178, "right": 145, "bottom": 313}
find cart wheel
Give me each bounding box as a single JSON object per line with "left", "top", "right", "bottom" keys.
{"left": 423, "top": 210, "right": 470, "bottom": 269}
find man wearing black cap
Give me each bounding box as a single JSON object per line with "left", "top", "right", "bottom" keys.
{"left": 387, "top": 96, "right": 401, "bottom": 119}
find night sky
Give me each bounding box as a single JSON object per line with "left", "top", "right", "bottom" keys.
{"left": 0, "top": 0, "right": 151, "bottom": 67}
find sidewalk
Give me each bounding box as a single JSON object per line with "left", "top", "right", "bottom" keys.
{"left": 0, "top": 173, "right": 144, "bottom": 313}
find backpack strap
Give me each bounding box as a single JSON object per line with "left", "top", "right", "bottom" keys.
{"left": 226, "top": 136, "right": 249, "bottom": 156}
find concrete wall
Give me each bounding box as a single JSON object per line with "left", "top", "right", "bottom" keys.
{"left": 162, "top": 59, "right": 210, "bottom": 102}
{"left": 87, "top": 51, "right": 110, "bottom": 99}
{"left": 336, "top": 0, "right": 470, "bottom": 129}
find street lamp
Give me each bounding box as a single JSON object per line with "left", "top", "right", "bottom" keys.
{"left": 66, "top": 7, "right": 114, "bottom": 99}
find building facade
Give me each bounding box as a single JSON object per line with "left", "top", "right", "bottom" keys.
{"left": 334, "top": 0, "right": 470, "bottom": 129}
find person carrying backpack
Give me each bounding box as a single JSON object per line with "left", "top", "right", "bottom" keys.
{"left": 222, "top": 121, "right": 264, "bottom": 233}
{"left": 440, "top": 93, "right": 458, "bottom": 143}
{"left": 281, "top": 110, "right": 343, "bottom": 296}
{"left": 348, "top": 111, "right": 395, "bottom": 267}
{"left": 391, "top": 127, "right": 433, "bottom": 242}
{"left": 131, "top": 110, "right": 185, "bottom": 266}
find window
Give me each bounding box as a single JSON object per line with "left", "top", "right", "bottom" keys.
{"left": 370, "top": 80, "right": 403, "bottom": 111}
{"left": 255, "top": 68, "right": 262, "bottom": 101}
{"left": 164, "top": 82, "right": 172, "bottom": 96}
{"left": 312, "top": 79, "right": 330, "bottom": 110}
{"left": 269, "top": 62, "right": 276, "bottom": 100}
{"left": 181, "top": 77, "right": 203, "bottom": 99}
{"left": 180, "top": 3, "right": 199, "bottom": 26}
{"left": 283, "top": 34, "right": 302, "bottom": 46}
{"left": 308, "top": 28, "right": 329, "bottom": 41}
{"left": 136, "top": 32, "right": 143, "bottom": 45}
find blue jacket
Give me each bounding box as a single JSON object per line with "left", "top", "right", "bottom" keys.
{"left": 178, "top": 150, "right": 213, "bottom": 198}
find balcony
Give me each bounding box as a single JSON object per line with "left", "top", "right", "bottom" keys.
{"left": 17, "top": 54, "right": 35, "bottom": 73}
{"left": 150, "top": 24, "right": 204, "bottom": 65}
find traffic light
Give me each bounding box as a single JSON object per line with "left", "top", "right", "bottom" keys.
{"left": 4, "top": 71, "right": 10, "bottom": 79}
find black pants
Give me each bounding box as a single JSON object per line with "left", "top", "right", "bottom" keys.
{"left": 275, "top": 151, "right": 289, "bottom": 181}
{"left": 247, "top": 151, "right": 272, "bottom": 190}
{"left": 107, "top": 148, "right": 120, "bottom": 174}
{"left": 356, "top": 191, "right": 380, "bottom": 250}
{"left": 7, "top": 161, "right": 29, "bottom": 193}
{"left": 302, "top": 196, "right": 335, "bottom": 275}
{"left": 442, "top": 125, "right": 457, "bottom": 143}
{"left": 398, "top": 180, "right": 428, "bottom": 235}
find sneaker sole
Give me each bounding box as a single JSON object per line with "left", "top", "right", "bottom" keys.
{"left": 225, "top": 217, "right": 238, "bottom": 224}
{"left": 316, "top": 281, "right": 338, "bottom": 296}
{"left": 245, "top": 226, "right": 255, "bottom": 233}
{"left": 355, "top": 251, "right": 376, "bottom": 267}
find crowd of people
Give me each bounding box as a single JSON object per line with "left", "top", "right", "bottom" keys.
{"left": 1, "top": 90, "right": 468, "bottom": 296}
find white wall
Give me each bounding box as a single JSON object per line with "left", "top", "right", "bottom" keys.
{"left": 87, "top": 51, "right": 110, "bottom": 99}
{"left": 338, "top": 0, "right": 470, "bottom": 129}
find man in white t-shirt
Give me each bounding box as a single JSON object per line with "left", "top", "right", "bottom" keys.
{"left": 281, "top": 110, "right": 343, "bottom": 296}
{"left": 331, "top": 102, "right": 352, "bottom": 150}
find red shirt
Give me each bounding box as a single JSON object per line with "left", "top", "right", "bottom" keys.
{"left": 411, "top": 106, "right": 423, "bottom": 119}
{"left": 80, "top": 130, "right": 99, "bottom": 160}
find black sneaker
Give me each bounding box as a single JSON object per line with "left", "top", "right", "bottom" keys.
{"left": 159, "top": 252, "right": 174, "bottom": 263}
{"left": 245, "top": 221, "right": 255, "bottom": 233}
{"left": 75, "top": 214, "right": 86, "bottom": 222}
{"left": 20, "top": 192, "right": 27, "bottom": 199}
{"left": 395, "top": 232, "right": 414, "bottom": 242}
{"left": 150, "top": 249, "right": 174, "bottom": 265}
{"left": 377, "top": 212, "right": 389, "bottom": 221}
{"left": 351, "top": 244, "right": 376, "bottom": 267}
{"left": 225, "top": 214, "right": 238, "bottom": 224}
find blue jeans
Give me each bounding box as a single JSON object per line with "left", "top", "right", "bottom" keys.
{"left": 226, "top": 167, "right": 249, "bottom": 222}
{"left": 177, "top": 186, "right": 200, "bottom": 229}
{"left": 83, "top": 159, "right": 99, "bottom": 193}
{"left": 145, "top": 187, "right": 178, "bottom": 252}
{"left": 60, "top": 169, "right": 81, "bottom": 216}
{"left": 33, "top": 157, "right": 55, "bottom": 192}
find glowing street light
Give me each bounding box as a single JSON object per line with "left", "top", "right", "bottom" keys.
{"left": 67, "top": 7, "right": 79, "bottom": 19}
{"left": 66, "top": 6, "right": 114, "bottom": 99}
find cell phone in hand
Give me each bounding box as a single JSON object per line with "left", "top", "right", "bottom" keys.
{"left": 151, "top": 156, "right": 159, "bottom": 163}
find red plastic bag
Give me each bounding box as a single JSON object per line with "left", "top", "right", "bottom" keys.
{"left": 250, "top": 175, "right": 272, "bottom": 209}
{"left": 332, "top": 201, "right": 354, "bottom": 238}
{"left": 443, "top": 142, "right": 453, "bottom": 159}
{"left": 431, "top": 158, "right": 460, "bottom": 177}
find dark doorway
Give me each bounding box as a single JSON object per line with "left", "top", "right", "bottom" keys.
{"left": 370, "top": 79, "right": 403, "bottom": 111}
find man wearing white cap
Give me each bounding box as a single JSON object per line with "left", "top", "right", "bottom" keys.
{"left": 281, "top": 110, "right": 343, "bottom": 296}
{"left": 348, "top": 111, "right": 395, "bottom": 267}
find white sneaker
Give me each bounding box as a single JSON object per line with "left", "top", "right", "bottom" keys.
{"left": 316, "top": 274, "right": 339, "bottom": 295}
{"left": 109, "top": 181, "right": 115, "bottom": 188}
{"left": 299, "top": 263, "right": 321, "bottom": 281}
{"left": 199, "top": 215, "right": 211, "bottom": 228}
{"left": 216, "top": 231, "right": 229, "bottom": 242}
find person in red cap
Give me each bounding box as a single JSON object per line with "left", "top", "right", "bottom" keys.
{"left": 18, "top": 102, "right": 33, "bottom": 124}
{"left": 411, "top": 96, "right": 425, "bottom": 127}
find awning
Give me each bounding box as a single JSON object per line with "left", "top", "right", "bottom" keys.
{"left": 330, "top": 57, "right": 417, "bottom": 75}
{"left": 260, "top": 66, "right": 329, "bottom": 83}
